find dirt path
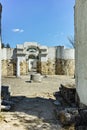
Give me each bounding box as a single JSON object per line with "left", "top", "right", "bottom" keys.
{"left": 1, "top": 75, "right": 75, "bottom": 130}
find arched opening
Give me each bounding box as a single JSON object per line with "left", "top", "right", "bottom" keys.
{"left": 28, "top": 54, "right": 38, "bottom": 72}
{"left": 26, "top": 45, "right": 40, "bottom": 72}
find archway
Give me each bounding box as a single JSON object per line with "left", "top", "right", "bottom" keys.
{"left": 28, "top": 55, "right": 39, "bottom": 72}
{"left": 25, "top": 45, "right": 40, "bottom": 72}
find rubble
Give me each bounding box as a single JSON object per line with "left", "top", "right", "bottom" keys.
{"left": 54, "top": 84, "right": 87, "bottom": 129}
{"left": 54, "top": 83, "right": 76, "bottom": 107}
{"left": 1, "top": 86, "right": 14, "bottom": 111}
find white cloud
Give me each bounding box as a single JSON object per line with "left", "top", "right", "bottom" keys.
{"left": 60, "top": 32, "right": 64, "bottom": 36}
{"left": 20, "top": 29, "right": 24, "bottom": 32}
{"left": 12, "top": 28, "right": 24, "bottom": 33}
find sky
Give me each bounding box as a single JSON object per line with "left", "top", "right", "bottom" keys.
{"left": 0, "top": 0, "right": 75, "bottom": 48}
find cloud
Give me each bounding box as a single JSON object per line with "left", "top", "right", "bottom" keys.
{"left": 12, "top": 28, "right": 24, "bottom": 33}
{"left": 60, "top": 32, "right": 64, "bottom": 36}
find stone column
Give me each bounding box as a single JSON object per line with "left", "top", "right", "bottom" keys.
{"left": 75, "top": 0, "right": 87, "bottom": 106}
{"left": 17, "top": 57, "right": 20, "bottom": 77}
{"left": 0, "top": 3, "right": 2, "bottom": 111}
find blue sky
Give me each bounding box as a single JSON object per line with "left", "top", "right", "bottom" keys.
{"left": 0, "top": 0, "right": 75, "bottom": 48}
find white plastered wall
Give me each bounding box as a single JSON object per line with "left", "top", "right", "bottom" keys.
{"left": 75, "top": 0, "right": 87, "bottom": 105}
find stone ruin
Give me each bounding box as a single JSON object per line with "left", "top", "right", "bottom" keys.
{"left": 1, "top": 0, "right": 87, "bottom": 129}
{"left": 53, "top": 0, "right": 87, "bottom": 129}
{"left": 1, "top": 43, "right": 75, "bottom": 77}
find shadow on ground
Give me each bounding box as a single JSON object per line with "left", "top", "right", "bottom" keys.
{"left": 9, "top": 96, "right": 60, "bottom": 130}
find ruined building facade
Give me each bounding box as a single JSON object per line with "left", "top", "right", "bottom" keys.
{"left": 1, "top": 42, "right": 75, "bottom": 77}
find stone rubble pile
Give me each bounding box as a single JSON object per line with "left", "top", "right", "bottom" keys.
{"left": 1, "top": 86, "right": 14, "bottom": 110}
{"left": 54, "top": 84, "right": 87, "bottom": 130}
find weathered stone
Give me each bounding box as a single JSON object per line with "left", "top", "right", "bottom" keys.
{"left": 2, "top": 60, "right": 16, "bottom": 76}
{"left": 59, "top": 84, "right": 76, "bottom": 105}
{"left": 30, "top": 73, "right": 42, "bottom": 82}
{"left": 58, "top": 108, "right": 79, "bottom": 126}
{"left": 56, "top": 59, "right": 75, "bottom": 76}
{"left": 37, "top": 59, "right": 75, "bottom": 76}
{"left": 20, "top": 61, "right": 28, "bottom": 75}
{"left": 1, "top": 43, "right": 75, "bottom": 76}
{"left": 1, "top": 86, "right": 10, "bottom": 100}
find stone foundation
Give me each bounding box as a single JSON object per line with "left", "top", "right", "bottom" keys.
{"left": 20, "top": 61, "right": 28, "bottom": 75}
{"left": 47, "top": 60, "right": 56, "bottom": 75}
{"left": 37, "top": 61, "right": 41, "bottom": 74}
{"left": 37, "top": 60, "right": 56, "bottom": 75}
{"left": 2, "top": 60, "right": 16, "bottom": 76}
{"left": 2, "top": 60, "right": 28, "bottom": 76}
{"left": 2, "top": 60, "right": 7, "bottom": 76}
{"left": 56, "top": 59, "right": 75, "bottom": 76}
{"left": 41, "top": 62, "right": 48, "bottom": 75}
{"left": 37, "top": 59, "right": 75, "bottom": 75}
{"left": 2, "top": 59, "right": 75, "bottom": 76}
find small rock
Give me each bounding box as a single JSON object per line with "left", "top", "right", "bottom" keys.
{"left": 54, "top": 100, "right": 61, "bottom": 106}
{"left": 4, "top": 117, "right": 12, "bottom": 123}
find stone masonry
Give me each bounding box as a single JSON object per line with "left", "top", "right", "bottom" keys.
{"left": 56, "top": 59, "right": 75, "bottom": 75}
{"left": 1, "top": 43, "right": 75, "bottom": 76}
{"left": 20, "top": 61, "right": 28, "bottom": 75}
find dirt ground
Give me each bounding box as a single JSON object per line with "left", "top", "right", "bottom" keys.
{"left": 1, "top": 75, "right": 75, "bottom": 130}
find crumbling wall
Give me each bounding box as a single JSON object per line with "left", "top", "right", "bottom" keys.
{"left": 20, "top": 61, "right": 28, "bottom": 75}
{"left": 2, "top": 60, "right": 16, "bottom": 76}
{"left": 37, "top": 47, "right": 75, "bottom": 75}
{"left": 37, "top": 60, "right": 55, "bottom": 75}
{"left": 1, "top": 48, "right": 16, "bottom": 76}
{"left": 2, "top": 60, "right": 7, "bottom": 76}
{"left": 37, "top": 62, "right": 48, "bottom": 75}
{"left": 1, "top": 46, "right": 75, "bottom": 76}
{"left": 2, "top": 59, "right": 28, "bottom": 76}
{"left": 37, "top": 59, "right": 74, "bottom": 76}
{"left": 56, "top": 59, "right": 75, "bottom": 75}
{"left": 37, "top": 61, "right": 41, "bottom": 73}
{"left": 47, "top": 60, "right": 56, "bottom": 75}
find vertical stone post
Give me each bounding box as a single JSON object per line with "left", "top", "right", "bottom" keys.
{"left": 75, "top": 0, "right": 87, "bottom": 106}
{"left": 0, "top": 3, "right": 2, "bottom": 111}
{"left": 17, "top": 57, "right": 20, "bottom": 77}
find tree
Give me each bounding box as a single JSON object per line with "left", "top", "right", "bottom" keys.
{"left": 67, "top": 36, "right": 75, "bottom": 48}
{"left": 6, "top": 43, "right": 10, "bottom": 48}
{"left": 1, "top": 43, "right": 5, "bottom": 48}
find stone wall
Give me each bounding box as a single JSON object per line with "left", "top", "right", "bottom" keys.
{"left": 1, "top": 46, "right": 75, "bottom": 76}
{"left": 47, "top": 60, "right": 56, "bottom": 75}
{"left": 20, "top": 61, "right": 28, "bottom": 75}
{"left": 37, "top": 61, "right": 48, "bottom": 75}
{"left": 2, "top": 60, "right": 16, "bottom": 76}
{"left": 56, "top": 59, "right": 75, "bottom": 75}
{"left": 2, "top": 60, "right": 7, "bottom": 76}
{"left": 37, "top": 61, "right": 56, "bottom": 75}
{"left": 2, "top": 60, "right": 28, "bottom": 76}
{"left": 37, "top": 59, "right": 74, "bottom": 75}
{"left": 1, "top": 48, "right": 16, "bottom": 60}
{"left": 37, "top": 61, "right": 41, "bottom": 73}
